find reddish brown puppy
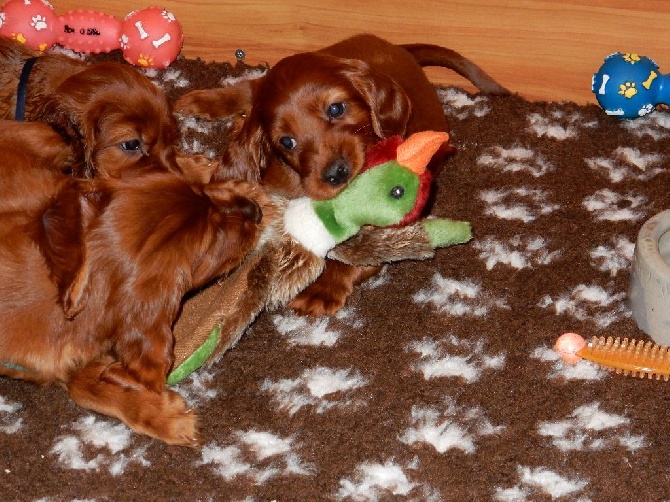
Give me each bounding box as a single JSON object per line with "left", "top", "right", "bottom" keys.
{"left": 0, "top": 153, "right": 266, "bottom": 445}
{"left": 0, "top": 38, "right": 181, "bottom": 178}
{"left": 176, "top": 33, "right": 509, "bottom": 315}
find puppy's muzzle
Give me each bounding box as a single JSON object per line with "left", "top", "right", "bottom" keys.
{"left": 322, "top": 159, "right": 350, "bottom": 186}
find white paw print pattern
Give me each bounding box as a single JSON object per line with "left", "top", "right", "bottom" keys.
{"left": 199, "top": 430, "right": 314, "bottom": 483}
{"left": 406, "top": 336, "right": 506, "bottom": 382}
{"left": 622, "top": 112, "right": 670, "bottom": 140}
{"left": 477, "top": 146, "right": 553, "bottom": 177}
{"left": 30, "top": 14, "right": 48, "bottom": 31}
{"left": 583, "top": 188, "right": 647, "bottom": 222}
{"left": 585, "top": 146, "right": 664, "bottom": 182}
{"left": 538, "top": 402, "right": 645, "bottom": 452}
{"left": 538, "top": 283, "right": 629, "bottom": 328}
{"left": 479, "top": 187, "right": 559, "bottom": 222}
{"left": 589, "top": 235, "right": 635, "bottom": 277}
{"left": 527, "top": 110, "right": 596, "bottom": 140}
{"left": 50, "top": 416, "right": 150, "bottom": 475}
{"left": 473, "top": 235, "right": 561, "bottom": 270}
{"left": 260, "top": 366, "right": 368, "bottom": 415}
{"left": 438, "top": 87, "right": 491, "bottom": 119}
{"left": 413, "top": 274, "right": 509, "bottom": 316}
{"left": 0, "top": 395, "right": 23, "bottom": 434}
{"left": 494, "top": 466, "right": 588, "bottom": 501}
{"left": 399, "top": 396, "right": 505, "bottom": 453}
{"left": 337, "top": 459, "right": 441, "bottom": 501}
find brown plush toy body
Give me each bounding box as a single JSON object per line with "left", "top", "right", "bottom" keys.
{"left": 169, "top": 131, "right": 472, "bottom": 384}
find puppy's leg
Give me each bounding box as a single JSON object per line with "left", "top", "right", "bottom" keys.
{"left": 289, "top": 261, "right": 381, "bottom": 316}
{"left": 66, "top": 359, "right": 198, "bottom": 446}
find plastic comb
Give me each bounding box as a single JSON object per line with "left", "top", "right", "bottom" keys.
{"left": 555, "top": 332, "right": 670, "bottom": 380}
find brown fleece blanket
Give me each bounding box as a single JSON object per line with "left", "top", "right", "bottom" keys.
{"left": 2, "top": 50, "right": 670, "bottom": 502}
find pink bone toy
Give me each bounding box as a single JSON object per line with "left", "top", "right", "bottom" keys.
{"left": 0, "top": 0, "right": 182, "bottom": 68}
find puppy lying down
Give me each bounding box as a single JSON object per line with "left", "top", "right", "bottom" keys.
{"left": 0, "top": 125, "right": 266, "bottom": 445}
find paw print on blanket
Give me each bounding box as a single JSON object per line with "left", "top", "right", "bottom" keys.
{"left": 337, "top": 459, "right": 442, "bottom": 501}
{"left": 479, "top": 187, "right": 559, "bottom": 222}
{"left": 438, "top": 87, "right": 491, "bottom": 119}
{"left": 399, "top": 396, "right": 505, "bottom": 453}
{"left": 527, "top": 110, "right": 597, "bottom": 140}
{"left": 583, "top": 188, "right": 647, "bottom": 222}
{"left": 50, "top": 416, "right": 150, "bottom": 475}
{"left": 0, "top": 395, "right": 23, "bottom": 434}
{"left": 198, "top": 430, "right": 314, "bottom": 483}
{"left": 585, "top": 146, "right": 664, "bottom": 182}
{"left": 473, "top": 235, "right": 561, "bottom": 270}
{"left": 589, "top": 235, "right": 635, "bottom": 277}
{"left": 537, "top": 402, "right": 645, "bottom": 452}
{"left": 406, "top": 336, "right": 506, "bottom": 382}
{"left": 477, "top": 145, "right": 553, "bottom": 177}
{"left": 412, "top": 274, "right": 509, "bottom": 317}
{"left": 260, "top": 366, "right": 369, "bottom": 415}
{"left": 494, "top": 466, "right": 588, "bottom": 501}
{"left": 538, "top": 283, "right": 629, "bottom": 328}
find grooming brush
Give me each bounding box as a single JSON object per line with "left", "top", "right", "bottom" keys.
{"left": 554, "top": 332, "right": 670, "bottom": 380}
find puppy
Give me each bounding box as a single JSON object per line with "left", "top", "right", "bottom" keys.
{"left": 0, "top": 156, "right": 266, "bottom": 445}
{"left": 175, "top": 33, "right": 509, "bottom": 315}
{"left": 0, "top": 38, "right": 180, "bottom": 178}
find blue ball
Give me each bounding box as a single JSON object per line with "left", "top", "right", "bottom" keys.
{"left": 592, "top": 52, "right": 659, "bottom": 119}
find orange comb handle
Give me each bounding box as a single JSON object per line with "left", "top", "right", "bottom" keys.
{"left": 555, "top": 332, "right": 670, "bottom": 380}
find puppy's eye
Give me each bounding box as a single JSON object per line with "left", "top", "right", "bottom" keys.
{"left": 120, "top": 139, "right": 144, "bottom": 153}
{"left": 279, "top": 136, "right": 297, "bottom": 150}
{"left": 327, "top": 102, "right": 346, "bottom": 119}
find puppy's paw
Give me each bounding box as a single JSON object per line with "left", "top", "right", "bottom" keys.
{"left": 135, "top": 389, "right": 199, "bottom": 447}
{"left": 289, "top": 281, "right": 351, "bottom": 317}
{"left": 158, "top": 390, "right": 200, "bottom": 447}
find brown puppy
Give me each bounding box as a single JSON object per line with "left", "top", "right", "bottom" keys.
{"left": 175, "top": 33, "right": 508, "bottom": 315}
{"left": 0, "top": 157, "right": 265, "bottom": 445}
{"left": 0, "top": 38, "right": 180, "bottom": 178}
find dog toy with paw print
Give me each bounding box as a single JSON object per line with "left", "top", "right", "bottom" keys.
{"left": 0, "top": 0, "right": 182, "bottom": 68}
{"left": 168, "top": 130, "right": 472, "bottom": 384}
{"left": 592, "top": 52, "right": 670, "bottom": 119}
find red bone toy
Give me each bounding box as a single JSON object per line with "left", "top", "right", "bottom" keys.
{"left": 0, "top": 0, "right": 182, "bottom": 68}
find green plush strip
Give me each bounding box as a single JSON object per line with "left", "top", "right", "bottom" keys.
{"left": 167, "top": 325, "right": 221, "bottom": 385}
{"left": 423, "top": 219, "right": 472, "bottom": 248}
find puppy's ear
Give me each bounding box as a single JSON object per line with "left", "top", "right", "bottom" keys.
{"left": 342, "top": 59, "right": 411, "bottom": 139}
{"left": 174, "top": 77, "right": 261, "bottom": 120}
{"left": 38, "top": 94, "right": 92, "bottom": 176}
{"left": 38, "top": 182, "right": 104, "bottom": 318}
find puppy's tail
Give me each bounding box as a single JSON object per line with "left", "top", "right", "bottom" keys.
{"left": 401, "top": 43, "right": 510, "bottom": 95}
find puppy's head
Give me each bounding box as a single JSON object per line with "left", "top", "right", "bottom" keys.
{"left": 206, "top": 53, "right": 407, "bottom": 199}
{"left": 255, "top": 52, "right": 411, "bottom": 199}
{"left": 40, "top": 63, "right": 180, "bottom": 179}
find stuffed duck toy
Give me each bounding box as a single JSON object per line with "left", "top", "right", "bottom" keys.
{"left": 168, "top": 130, "right": 472, "bottom": 384}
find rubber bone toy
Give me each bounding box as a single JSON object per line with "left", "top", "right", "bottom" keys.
{"left": 555, "top": 332, "right": 670, "bottom": 380}
{"left": 0, "top": 0, "right": 182, "bottom": 68}
{"left": 592, "top": 52, "right": 670, "bottom": 119}
{"left": 168, "top": 131, "right": 472, "bottom": 384}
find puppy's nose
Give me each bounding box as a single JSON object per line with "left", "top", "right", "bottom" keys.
{"left": 230, "top": 197, "right": 262, "bottom": 224}
{"left": 322, "top": 159, "right": 350, "bottom": 186}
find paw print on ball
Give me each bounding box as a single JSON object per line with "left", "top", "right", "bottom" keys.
{"left": 618, "top": 81, "right": 637, "bottom": 98}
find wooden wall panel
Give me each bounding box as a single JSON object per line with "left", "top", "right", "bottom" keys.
{"left": 41, "top": 1, "right": 670, "bottom": 103}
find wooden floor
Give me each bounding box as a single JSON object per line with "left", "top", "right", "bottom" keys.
{"left": 41, "top": 1, "right": 670, "bottom": 103}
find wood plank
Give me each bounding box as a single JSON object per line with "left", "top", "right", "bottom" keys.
{"left": 24, "top": 0, "right": 670, "bottom": 103}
